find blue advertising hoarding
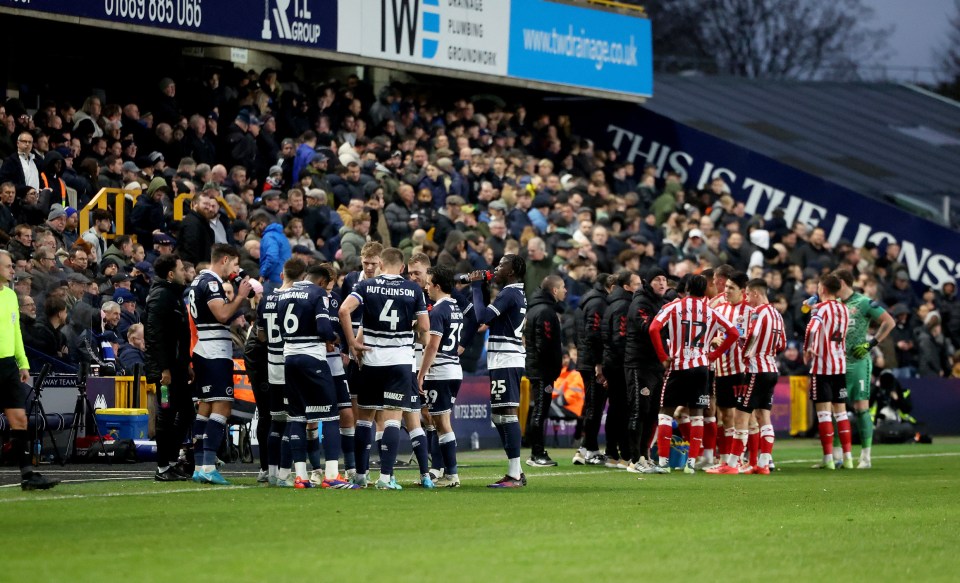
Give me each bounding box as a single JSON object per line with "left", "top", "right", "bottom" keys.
{"left": 578, "top": 104, "right": 960, "bottom": 290}
{"left": 0, "top": 0, "right": 338, "bottom": 50}
{"left": 507, "top": 0, "right": 653, "bottom": 97}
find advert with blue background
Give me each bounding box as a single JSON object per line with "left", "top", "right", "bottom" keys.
{"left": 508, "top": 0, "right": 653, "bottom": 97}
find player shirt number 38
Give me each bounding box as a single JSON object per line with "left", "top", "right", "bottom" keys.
{"left": 803, "top": 299, "right": 850, "bottom": 375}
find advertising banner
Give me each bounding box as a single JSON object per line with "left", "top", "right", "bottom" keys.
{"left": 0, "top": 0, "right": 339, "bottom": 50}
{"left": 339, "top": 0, "right": 510, "bottom": 76}
{"left": 507, "top": 0, "right": 653, "bottom": 97}
{"left": 579, "top": 105, "right": 960, "bottom": 289}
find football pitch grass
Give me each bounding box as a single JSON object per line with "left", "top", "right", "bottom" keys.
{"left": 2, "top": 439, "right": 958, "bottom": 583}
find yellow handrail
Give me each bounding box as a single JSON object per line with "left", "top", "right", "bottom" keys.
{"left": 78, "top": 187, "right": 142, "bottom": 242}
{"left": 585, "top": 0, "right": 646, "bottom": 15}
{"left": 172, "top": 193, "right": 237, "bottom": 221}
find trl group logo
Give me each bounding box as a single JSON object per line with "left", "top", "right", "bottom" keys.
{"left": 261, "top": 0, "right": 323, "bottom": 44}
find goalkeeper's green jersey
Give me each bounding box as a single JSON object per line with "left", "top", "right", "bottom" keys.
{"left": 841, "top": 292, "right": 886, "bottom": 361}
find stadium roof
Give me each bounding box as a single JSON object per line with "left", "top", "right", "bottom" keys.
{"left": 644, "top": 75, "right": 960, "bottom": 224}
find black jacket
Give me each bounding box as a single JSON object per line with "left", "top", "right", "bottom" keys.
{"left": 524, "top": 288, "right": 563, "bottom": 382}
{"left": 143, "top": 279, "right": 191, "bottom": 384}
{"left": 178, "top": 209, "right": 215, "bottom": 265}
{"left": 624, "top": 285, "right": 666, "bottom": 370}
{"left": 131, "top": 195, "right": 166, "bottom": 251}
{"left": 575, "top": 282, "right": 607, "bottom": 372}
{"left": 601, "top": 286, "right": 632, "bottom": 368}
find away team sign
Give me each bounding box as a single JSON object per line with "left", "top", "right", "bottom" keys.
{"left": 338, "top": 0, "right": 510, "bottom": 76}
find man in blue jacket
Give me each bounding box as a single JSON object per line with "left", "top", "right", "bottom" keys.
{"left": 251, "top": 211, "right": 291, "bottom": 296}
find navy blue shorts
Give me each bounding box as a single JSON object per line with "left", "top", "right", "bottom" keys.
{"left": 192, "top": 355, "right": 234, "bottom": 403}
{"left": 402, "top": 371, "right": 422, "bottom": 412}
{"left": 424, "top": 379, "right": 461, "bottom": 415}
{"left": 333, "top": 374, "right": 351, "bottom": 410}
{"left": 489, "top": 367, "right": 522, "bottom": 409}
{"left": 268, "top": 382, "right": 287, "bottom": 421}
{"left": 357, "top": 364, "right": 411, "bottom": 410}
{"left": 346, "top": 360, "right": 361, "bottom": 397}
{"left": 283, "top": 355, "right": 338, "bottom": 422}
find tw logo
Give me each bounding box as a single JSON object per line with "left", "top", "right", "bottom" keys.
{"left": 261, "top": 0, "right": 322, "bottom": 43}
{"left": 381, "top": 0, "right": 440, "bottom": 59}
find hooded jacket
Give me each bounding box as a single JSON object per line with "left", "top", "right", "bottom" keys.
{"left": 624, "top": 284, "right": 667, "bottom": 370}
{"left": 524, "top": 288, "right": 563, "bottom": 383}
{"left": 143, "top": 278, "right": 191, "bottom": 383}
{"left": 601, "top": 286, "right": 632, "bottom": 368}
{"left": 575, "top": 281, "right": 608, "bottom": 372}
{"left": 259, "top": 222, "right": 291, "bottom": 284}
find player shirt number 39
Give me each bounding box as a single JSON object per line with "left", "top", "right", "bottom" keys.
{"left": 803, "top": 299, "right": 850, "bottom": 375}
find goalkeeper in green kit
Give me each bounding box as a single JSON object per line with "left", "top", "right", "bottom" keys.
{"left": 833, "top": 269, "right": 895, "bottom": 469}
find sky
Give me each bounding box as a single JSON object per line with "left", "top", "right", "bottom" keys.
{"left": 866, "top": 0, "right": 956, "bottom": 84}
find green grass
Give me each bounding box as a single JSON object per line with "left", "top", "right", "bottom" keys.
{"left": 2, "top": 439, "right": 958, "bottom": 582}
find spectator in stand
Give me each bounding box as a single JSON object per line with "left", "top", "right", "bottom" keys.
{"left": 284, "top": 218, "right": 315, "bottom": 252}
{"left": 178, "top": 190, "right": 219, "bottom": 265}
{"left": 250, "top": 210, "right": 289, "bottom": 294}
{"left": 117, "top": 322, "right": 146, "bottom": 374}
{"left": 131, "top": 177, "right": 169, "bottom": 251}
{"left": 0, "top": 131, "right": 41, "bottom": 197}
{"left": 26, "top": 295, "right": 69, "bottom": 361}
{"left": 102, "top": 234, "right": 133, "bottom": 270}
{"left": 81, "top": 209, "right": 112, "bottom": 264}
{"left": 8, "top": 224, "right": 33, "bottom": 262}
{"left": 0, "top": 182, "right": 17, "bottom": 235}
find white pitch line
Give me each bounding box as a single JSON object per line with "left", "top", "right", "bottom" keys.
{"left": 774, "top": 451, "right": 960, "bottom": 464}
{"left": 0, "top": 485, "right": 249, "bottom": 503}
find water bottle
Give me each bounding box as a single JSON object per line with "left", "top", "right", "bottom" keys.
{"left": 33, "top": 439, "right": 42, "bottom": 465}
{"left": 160, "top": 385, "right": 170, "bottom": 409}
{"left": 470, "top": 431, "right": 480, "bottom": 450}
{"left": 800, "top": 295, "right": 819, "bottom": 314}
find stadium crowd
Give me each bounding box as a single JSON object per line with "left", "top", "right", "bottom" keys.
{"left": 0, "top": 67, "right": 953, "bottom": 488}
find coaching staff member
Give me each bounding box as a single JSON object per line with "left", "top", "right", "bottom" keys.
{"left": 524, "top": 274, "right": 566, "bottom": 468}
{"left": 0, "top": 250, "right": 58, "bottom": 490}
{"left": 145, "top": 254, "right": 194, "bottom": 481}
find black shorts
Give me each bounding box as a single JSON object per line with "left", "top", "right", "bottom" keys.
{"left": 715, "top": 373, "right": 744, "bottom": 409}
{"left": 737, "top": 372, "right": 779, "bottom": 413}
{"left": 0, "top": 357, "right": 26, "bottom": 410}
{"left": 660, "top": 367, "right": 710, "bottom": 410}
{"left": 356, "top": 364, "right": 411, "bottom": 410}
{"left": 283, "top": 355, "right": 338, "bottom": 422}
{"left": 403, "top": 371, "right": 422, "bottom": 413}
{"left": 424, "top": 379, "right": 461, "bottom": 415}
{"left": 192, "top": 355, "right": 234, "bottom": 402}
{"left": 810, "top": 374, "right": 847, "bottom": 404}
{"left": 333, "top": 374, "right": 352, "bottom": 410}
{"left": 489, "top": 367, "right": 522, "bottom": 409}
{"left": 268, "top": 382, "right": 287, "bottom": 422}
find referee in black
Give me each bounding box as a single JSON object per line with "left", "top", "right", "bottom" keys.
{"left": 145, "top": 254, "right": 194, "bottom": 481}
{"left": 0, "top": 250, "right": 58, "bottom": 490}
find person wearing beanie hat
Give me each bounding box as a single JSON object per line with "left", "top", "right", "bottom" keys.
{"left": 622, "top": 266, "right": 669, "bottom": 472}
{"left": 63, "top": 206, "right": 80, "bottom": 249}
{"left": 132, "top": 176, "right": 169, "bottom": 251}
